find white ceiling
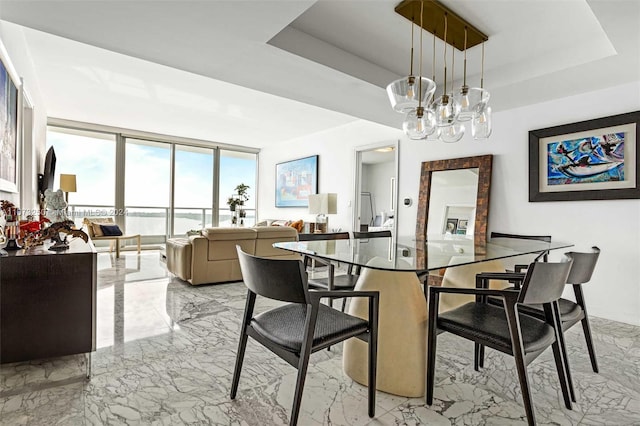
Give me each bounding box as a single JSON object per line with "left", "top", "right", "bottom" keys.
{"left": 0, "top": 0, "right": 638, "bottom": 149}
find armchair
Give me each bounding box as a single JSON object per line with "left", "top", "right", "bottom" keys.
{"left": 299, "top": 232, "right": 354, "bottom": 311}
{"left": 426, "top": 259, "right": 574, "bottom": 426}
{"left": 233, "top": 247, "right": 379, "bottom": 426}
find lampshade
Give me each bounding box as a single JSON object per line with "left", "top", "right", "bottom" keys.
{"left": 59, "top": 174, "right": 77, "bottom": 193}
{"left": 308, "top": 193, "right": 337, "bottom": 215}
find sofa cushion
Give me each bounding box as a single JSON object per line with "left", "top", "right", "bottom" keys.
{"left": 201, "top": 227, "right": 257, "bottom": 241}
{"left": 254, "top": 226, "right": 298, "bottom": 258}
{"left": 254, "top": 226, "right": 298, "bottom": 239}
{"left": 208, "top": 238, "right": 256, "bottom": 262}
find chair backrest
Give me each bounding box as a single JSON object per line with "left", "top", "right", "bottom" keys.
{"left": 490, "top": 232, "right": 551, "bottom": 243}
{"left": 353, "top": 230, "right": 392, "bottom": 239}
{"left": 518, "top": 257, "right": 573, "bottom": 305}
{"left": 298, "top": 232, "right": 350, "bottom": 241}
{"left": 565, "top": 246, "right": 600, "bottom": 285}
{"left": 236, "top": 246, "right": 308, "bottom": 304}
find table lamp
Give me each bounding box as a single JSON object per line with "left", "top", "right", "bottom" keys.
{"left": 59, "top": 174, "right": 77, "bottom": 204}
{"left": 308, "top": 193, "right": 337, "bottom": 233}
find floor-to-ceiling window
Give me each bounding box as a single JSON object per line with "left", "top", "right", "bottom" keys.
{"left": 46, "top": 126, "right": 116, "bottom": 228}
{"left": 219, "top": 150, "right": 257, "bottom": 226}
{"left": 124, "top": 138, "right": 171, "bottom": 243}
{"left": 174, "top": 145, "right": 214, "bottom": 234}
{"left": 46, "top": 122, "right": 258, "bottom": 245}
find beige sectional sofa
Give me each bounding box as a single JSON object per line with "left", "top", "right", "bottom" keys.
{"left": 166, "top": 226, "right": 299, "bottom": 285}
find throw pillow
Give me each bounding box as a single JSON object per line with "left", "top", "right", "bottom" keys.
{"left": 100, "top": 224, "right": 123, "bottom": 236}
{"left": 91, "top": 222, "right": 106, "bottom": 237}
{"left": 289, "top": 220, "right": 304, "bottom": 232}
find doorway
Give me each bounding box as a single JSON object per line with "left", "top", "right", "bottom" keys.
{"left": 352, "top": 142, "right": 399, "bottom": 235}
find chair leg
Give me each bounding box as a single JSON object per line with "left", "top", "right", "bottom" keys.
{"left": 474, "top": 343, "right": 485, "bottom": 371}
{"left": 551, "top": 338, "right": 573, "bottom": 410}
{"left": 290, "top": 353, "right": 311, "bottom": 426}
{"left": 553, "top": 311, "right": 575, "bottom": 402}
{"left": 341, "top": 298, "right": 347, "bottom": 313}
{"left": 230, "top": 329, "right": 249, "bottom": 399}
{"left": 368, "top": 297, "right": 378, "bottom": 418}
{"left": 504, "top": 303, "right": 536, "bottom": 426}
{"left": 426, "top": 290, "right": 439, "bottom": 405}
{"left": 231, "top": 291, "right": 255, "bottom": 399}
{"left": 573, "top": 284, "right": 598, "bottom": 373}
{"left": 290, "top": 306, "right": 318, "bottom": 426}
{"left": 581, "top": 316, "right": 599, "bottom": 373}
{"left": 550, "top": 303, "right": 573, "bottom": 408}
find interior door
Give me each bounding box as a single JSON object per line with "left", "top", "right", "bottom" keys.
{"left": 352, "top": 142, "right": 399, "bottom": 234}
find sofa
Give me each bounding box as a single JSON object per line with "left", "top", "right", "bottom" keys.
{"left": 166, "top": 226, "right": 299, "bottom": 285}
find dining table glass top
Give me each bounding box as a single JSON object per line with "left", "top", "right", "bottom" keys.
{"left": 273, "top": 235, "right": 573, "bottom": 273}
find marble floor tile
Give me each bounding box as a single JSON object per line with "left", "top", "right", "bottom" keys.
{"left": 1, "top": 250, "right": 639, "bottom": 425}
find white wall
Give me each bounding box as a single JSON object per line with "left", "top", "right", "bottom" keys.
{"left": 397, "top": 82, "right": 640, "bottom": 325}
{"left": 258, "top": 120, "right": 402, "bottom": 232}
{"left": 260, "top": 82, "right": 639, "bottom": 325}
{"left": 362, "top": 161, "right": 395, "bottom": 223}
{"left": 0, "top": 24, "right": 48, "bottom": 210}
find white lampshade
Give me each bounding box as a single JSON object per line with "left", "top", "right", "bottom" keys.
{"left": 308, "top": 193, "right": 337, "bottom": 215}
{"left": 59, "top": 174, "right": 77, "bottom": 193}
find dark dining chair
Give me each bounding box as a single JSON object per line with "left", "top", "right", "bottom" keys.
{"left": 232, "top": 247, "right": 379, "bottom": 426}
{"left": 426, "top": 258, "right": 574, "bottom": 426}
{"left": 484, "top": 247, "right": 601, "bottom": 372}
{"left": 474, "top": 232, "right": 553, "bottom": 371}
{"left": 491, "top": 232, "right": 552, "bottom": 262}
{"left": 299, "top": 232, "right": 354, "bottom": 311}
{"left": 306, "top": 230, "right": 391, "bottom": 312}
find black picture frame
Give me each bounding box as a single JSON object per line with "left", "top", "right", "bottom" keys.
{"left": 529, "top": 111, "right": 640, "bottom": 202}
{"left": 275, "top": 155, "right": 318, "bottom": 208}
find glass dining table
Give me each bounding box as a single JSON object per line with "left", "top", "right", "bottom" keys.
{"left": 274, "top": 235, "right": 573, "bottom": 397}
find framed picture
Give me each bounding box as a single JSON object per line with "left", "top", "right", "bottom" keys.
{"left": 0, "top": 43, "right": 20, "bottom": 193}
{"left": 444, "top": 218, "right": 458, "bottom": 234}
{"left": 529, "top": 111, "right": 640, "bottom": 202}
{"left": 458, "top": 219, "right": 468, "bottom": 230}
{"left": 275, "top": 155, "right": 318, "bottom": 207}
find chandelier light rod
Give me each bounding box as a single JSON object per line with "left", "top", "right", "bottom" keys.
{"left": 394, "top": 0, "right": 488, "bottom": 51}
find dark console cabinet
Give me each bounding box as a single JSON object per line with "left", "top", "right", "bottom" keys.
{"left": 0, "top": 239, "right": 96, "bottom": 364}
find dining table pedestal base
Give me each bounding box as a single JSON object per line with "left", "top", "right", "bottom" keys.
{"left": 343, "top": 258, "right": 427, "bottom": 397}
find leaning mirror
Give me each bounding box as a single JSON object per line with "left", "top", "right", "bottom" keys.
{"left": 415, "top": 155, "right": 492, "bottom": 246}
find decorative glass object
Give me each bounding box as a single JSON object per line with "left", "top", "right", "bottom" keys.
{"left": 434, "top": 94, "right": 461, "bottom": 127}
{"left": 403, "top": 106, "right": 436, "bottom": 140}
{"left": 472, "top": 106, "right": 492, "bottom": 140}
{"left": 440, "top": 122, "right": 466, "bottom": 143}
{"left": 387, "top": 76, "right": 436, "bottom": 114}
{"left": 456, "top": 87, "right": 490, "bottom": 121}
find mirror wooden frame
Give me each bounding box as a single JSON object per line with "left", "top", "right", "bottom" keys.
{"left": 415, "top": 154, "right": 493, "bottom": 246}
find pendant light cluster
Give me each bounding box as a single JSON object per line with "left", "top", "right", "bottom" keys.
{"left": 386, "top": 0, "right": 492, "bottom": 142}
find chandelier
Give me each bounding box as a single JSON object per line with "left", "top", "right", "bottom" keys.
{"left": 387, "top": 0, "right": 491, "bottom": 142}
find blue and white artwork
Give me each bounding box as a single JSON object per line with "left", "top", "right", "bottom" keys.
{"left": 275, "top": 155, "right": 318, "bottom": 207}
{"left": 546, "top": 132, "right": 625, "bottom": 186}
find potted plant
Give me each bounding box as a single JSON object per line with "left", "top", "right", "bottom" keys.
{"left": 227, "top": 196, "right": 241, "bottom": 212}
{"left": 227, "top": 183, "right": 250, "bottom": 211}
